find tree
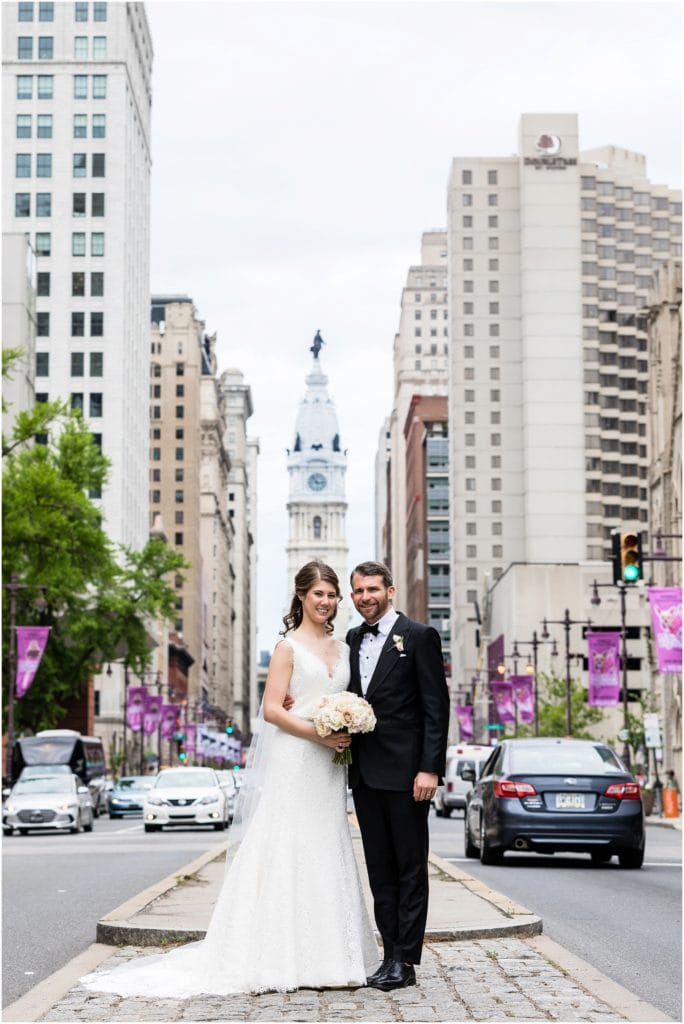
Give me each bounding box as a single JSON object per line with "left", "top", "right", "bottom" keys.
{"left": 3, "top": 380, "right": 186, "bottom": 734}
{"left": 516, "top": 672, "right": 606, "bottom": 739}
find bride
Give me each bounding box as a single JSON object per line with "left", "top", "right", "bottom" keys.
{"left": 81, "top": 560, "right": 378, "bottom": 996}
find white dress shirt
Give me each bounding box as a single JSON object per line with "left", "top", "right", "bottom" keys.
{"left": 358, "top": 607, "right": 399, "bottom": 696}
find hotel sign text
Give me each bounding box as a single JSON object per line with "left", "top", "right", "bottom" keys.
{"left": 524, "top": 156, "right": 578, "bottom": 170}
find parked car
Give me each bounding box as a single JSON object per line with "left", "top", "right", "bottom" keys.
{"left": 143, "top": 767, "right": 230, "bottom": 833}
{"left": 214, "top": 770, "right": 239, "bottom": 822}
{"left": 463, "top": 737, "right": 645, "bottom": 869}
{"left": 12, "top": 729, "right": 106, "bottom": 813}
{"left": 3, "top": 772, "right": 94, "bottom": 835}
{"left": 108, "top": 776, "right": 153, "bottom": 818}
{"left": 434, "top": 744, "right": 491, "bottom": 817}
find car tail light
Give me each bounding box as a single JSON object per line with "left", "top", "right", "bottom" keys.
{"left": 493, "top": 780, "right": 537, "bottom": 798}
{"left": 446, "top": 782, "right": 453, "bottom": 792}
{"left": 604, "top": 782, "right": 641, "bottom": 800}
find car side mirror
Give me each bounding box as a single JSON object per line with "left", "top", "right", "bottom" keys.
{"left": 461, "top": 767, "right": 476, "bottom": 782}
{"left": 77, "top": 785, "right": 89, "bottom": 794}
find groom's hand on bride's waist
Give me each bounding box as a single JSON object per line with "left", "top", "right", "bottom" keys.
{"left": 413, "top": 771, "right": 438, "bottom": 802}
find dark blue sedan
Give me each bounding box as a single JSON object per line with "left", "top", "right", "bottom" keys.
{"left": 463, "top": 738, "right": 645, "bottom": 868}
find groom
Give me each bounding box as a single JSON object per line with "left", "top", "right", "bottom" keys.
{"left": 346, "top": 561, "right": 449, "bottom": 991}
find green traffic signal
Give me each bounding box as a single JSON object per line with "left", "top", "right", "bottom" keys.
{"left": 619, "top": 531, "right": 642, "bottom": 583}
{"left": 178, "top": 750, "right": 187, "bottom": 761}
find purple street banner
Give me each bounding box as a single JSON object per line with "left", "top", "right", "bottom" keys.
{"left": 184, "top": 724, "right": 196, "bottom": 757}
{"left": 160, "top": 704, "right": 180, "bottom": 741}
{"left": 587, "top": 632, "right": 620, "bottom": 706}
{"left": 456, "top": 704, "right": 474, "bottom": 742}
{"left": 491, "top": 680, "right": 515, "bottom": 724}
{"left": 15, "top": 626, "right": 51, "bottom": 699}
{"left": 126, "top": 686, "right": 148, "bottom": 732}
{"left": 648, "top": 587, "right": 683, "bottom": 673}
{"left": 143, "top": 693, "right": 163, "bottom": 736}
{"left": 511, "top": 675, "right": 535, "bottom": 724}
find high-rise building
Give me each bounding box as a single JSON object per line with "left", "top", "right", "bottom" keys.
{"left": 446, "top": 113, "right": 682, "bottom": 692}
{"left": 2, "top": 232, "right": 36, "bottom": 437}
{"left": 2, "top": 0, "right": 153, "bottom": 551}
{"left": 219, "top": 369, "right": 258, "bottom": 737}
{"left": 381, "top": 233, "right": 449, "bottom": 603}
{"left": 286, "top": 337, "right": 350, "bottom": 634}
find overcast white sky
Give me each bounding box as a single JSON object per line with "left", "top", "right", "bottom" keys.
{"left": 145, "top": 0, "right": 682, "bottom": 653}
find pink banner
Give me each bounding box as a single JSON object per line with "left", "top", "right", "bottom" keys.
{"left": 126, "top": 686, "right": 148, "bottom": 732}
{"left": 587, "top": 632, "right": 620, "bottom": 706}
{"left": 143, "top": 693, "right": 163, "bottom": 736}
{"left": 160, "top": 704, "right": 180, "bottom": 741}
{"left": 648, "top": 587, "right": 682, "bottom": 673}
{"left": 511, "top": 675, "right": 535, "bottom": 724}
{"left": 455, "top": 705, "right": 474, "bottom": 742}
{"left": 184, "top": 724, "right": 196, "bottom": 757}
{"left": 15, "top": 626, "right": 51, "bottom": 699}
{"left": 491, "top": 680, "right": 515, "bottom": 724}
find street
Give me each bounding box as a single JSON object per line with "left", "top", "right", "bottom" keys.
{"left": 1, "top": 817, "right": 225, "bottom": 1008}
{"left": 430, "top": 812, "right": 682, "bottom": 1021}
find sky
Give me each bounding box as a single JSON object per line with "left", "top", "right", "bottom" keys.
{"left": 145, "top": 0, "right": 682, "bottom": 653}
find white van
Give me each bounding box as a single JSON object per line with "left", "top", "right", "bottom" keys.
{"left": 434, "top": 744, "right": 491, "bottom": 817}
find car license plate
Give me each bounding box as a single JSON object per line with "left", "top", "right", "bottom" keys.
{"left": 30, "top": 813, "right": 44, "bottom": 822}
{"left": 555, "top": 792, "right": 586, "bottom": 809}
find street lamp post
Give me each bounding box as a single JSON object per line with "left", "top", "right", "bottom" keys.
{"left": 3, "top": 574, "right": 47, "bottom": 780}
{"left": 590, "top": 578, "right": 633, "bottom": 769}
{"left": 511, "top": 632, "right": 559, "bottom": 736}
{"left": 541, "top": 609, "right": 592, "bottom": 737}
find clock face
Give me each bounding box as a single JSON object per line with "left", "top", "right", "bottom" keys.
{"left": 308, "top": 472, "right": 327, "bottom": 492}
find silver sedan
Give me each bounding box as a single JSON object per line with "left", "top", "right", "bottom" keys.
{"left": 3, "top": 773, "right": 94, "bottom": 835}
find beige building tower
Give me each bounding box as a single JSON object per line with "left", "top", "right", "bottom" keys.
{"left": 446, "top": 112, "right": 682, "bottom": 694}
{"left": 287, "top": 336, "right": 350, "bottom": 634}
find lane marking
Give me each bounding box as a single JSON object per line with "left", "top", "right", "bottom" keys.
{"left": 439, "top": 856, "right": 682, "bottom": 868}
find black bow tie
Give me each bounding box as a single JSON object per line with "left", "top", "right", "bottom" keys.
{"left": 359, "top": 621, "right": 380, "bottom": 637}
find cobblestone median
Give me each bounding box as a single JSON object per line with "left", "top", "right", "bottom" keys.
{"left": 41, "top": 938, "right": 627, "bottom": 1022}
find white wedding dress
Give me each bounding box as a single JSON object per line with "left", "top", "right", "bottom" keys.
{"left": 80, "top": 637, "right": 378, "bottom": 996}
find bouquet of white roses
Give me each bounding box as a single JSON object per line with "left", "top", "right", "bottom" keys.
{"left": 313, "top": 692, "right": 377, "bottom": 765}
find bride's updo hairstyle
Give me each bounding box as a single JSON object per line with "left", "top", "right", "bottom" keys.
{"left": 281, "top": 560, "right": 340, "bottom": 635}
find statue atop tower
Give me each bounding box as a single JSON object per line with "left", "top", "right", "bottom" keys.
{"left": 310, "top": 330, "right": 325, "bottom": 359}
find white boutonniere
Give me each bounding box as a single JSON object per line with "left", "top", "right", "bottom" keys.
{"left": 392, "top": 634, "right": 405, "bottom": 655}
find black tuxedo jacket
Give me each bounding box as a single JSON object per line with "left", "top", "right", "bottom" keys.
{"left": 346, "top": 612, "right": 450, "bottom": 791}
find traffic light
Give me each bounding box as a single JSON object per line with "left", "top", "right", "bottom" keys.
{"left": 176, "top": 736, "right": 187, "bottom": 761}
{"left": 612, "top": 531, "right": 643, "bottom": 584}
{"left": 225, "top": 719, "right": 234, "bottom": 735}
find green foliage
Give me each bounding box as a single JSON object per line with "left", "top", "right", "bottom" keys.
{"left": 3, "top": 370, "right": 187, "bottom": 734}
{"left": 516, "top": 672, "right": 605, "bottom": 739}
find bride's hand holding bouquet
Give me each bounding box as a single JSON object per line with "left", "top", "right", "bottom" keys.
{"left": 313, "top": 692, "right": 377, "bottom": 765}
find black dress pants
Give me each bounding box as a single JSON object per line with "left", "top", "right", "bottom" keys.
{"left": 352, "top": 780, "right": 430, "bottom": 964}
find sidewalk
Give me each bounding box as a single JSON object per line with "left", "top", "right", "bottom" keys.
{"left": 5, "top": 820, "right": 673, "bottom": 1024}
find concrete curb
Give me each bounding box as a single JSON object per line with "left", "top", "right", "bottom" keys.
{"left": 2, "top": 943, "right": 113, "bottom": 1023}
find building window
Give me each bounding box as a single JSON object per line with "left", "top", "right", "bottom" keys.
{"left": 74, "top": 74, "right": 87, "bottom": 99}
{"left": 461, "top": 170, "right": 472, "bottom": 184}
{"left": 175, "top": 511, "right": 183, "bottom": 525}
{"left": 491, "top": 478, "right": 502, "bottom": 491}
{"left": 75, "top": 1, "right": 88, "bottom": 20}
{"left": 491, "top": 433, "right": 501, "bottom": 446}
{"left": 36, "top": 192, "right": 51, "bottom": 216}
{"left": 74, "top": 35, "right": 88, "bottom": 58}
{"left": 92, "top": 153, "right": 105, "bottom": 177}
{"left": 37, "top": 74, "right": 53, "bottom": 97}
{"left": 463, "top": 302, "right": 473, "bottom": 315}
{"left": 72, "top": 232, "right": 86, "bottom": 256}
{"left": 464, "top": 389, "right": 474, "bottom": 402}
{"left": 92, "top": 35, "right": 106, "bottom": 58}
{"left": 36, "top": 312, "right": 50, "bottom": 336}
{"left": 489, "top": 324, "right": 500, "bottom": 337}
{"left": 489, "top": 280, "right": 499, "bottom": 293}
{"left": 71, "top": 312, "right": 84, "bottom": 336}
{"left": 463, "top": 237, "right": 473, "bottom": 250}
{"left": 415, "top": 328, "right": 422, "bottom": 338}
{"left": 466, "top": 522, "right": 477, "bottom": 535}
{"left": 72, "top": 192, "right": 86, "bottom": 216}
{"left": 487, "top": 193, "right": 498, "bottom": 206}
{"left": 175, "top": 490, "right": 184, "bottom": 503}
{"left": 89, "top": 393, "right": 103, "bottom": 417}
{"left": 176, "top": 362, "right": 185, "bottom": 376}
{"left": 15, "top": 192, "right": 30, "bottom": 217}
{"left": 93, "top": 2, "right": 107, "bottom": 20}
{"left": 174, "top": 468, "right": 184, "bottom": 483}
{"left": 174, "top": 536, "right": 183, "bottom": 550}
{"left": 489, "top": 301, "right": 499, "bottom": 314}
{"left": 92, "top": 74, "right": 106, "bottom": 98}
{"left": 73, "top": 113, "right": 87, "bottom": 138}
{"left": 91, "top": 232, "right": 104, "bottom": 256}
{"left": 151, "top": 490, "right": 161, "bottom": 504}
{"left": 90, "top": 352, "right": 103, "bottom": 376}
{"left": 16, "top": 114, "right": 32, "bottom": 138}
{"left": 92, "top": 113, "right": 106, "bottom": 138}
{"left": 492, "top": 522, "right": 502, "bottom": 535}
{"left": 462, "top": 194, "right": 473, "bottom": 206}
{"left": 175, "top": 428, "right": 184, "bottom": 439}
{"left": 36, "top": 114, "right": 52, "bottom": 139}
{"left": 176, "top": 405, "right": 184, "bottom": 418}
{"left": 18, "top": 37, "right": 33, "bottom": 59}
{"left": 488, "top": 169, "right": 498, "bottom": 185}
{"left": 175, "top": 447, "right": 184, "bottom": 460}
{"left": 91, "top": 192, "right": 105, "bottom": 216}
{"left": 71, "top": 352, "right": 84, "bottom": 376}
{"left": 73, "top": 153, "right": 86, "bottom": 177}
{"left": 36, "top": 153, "right": 52, "bottom": 178}
{"left": 37, "top": 272, "right": 50, "bottom": 296}
{"left": 39, "top": 1, "right": 54, "bottom": 19}
{"left": 36, "top": 352, "right": 49, "bottom": 376}
{"left": 72, "top": 271, "right": 85, "bottom": 296}
{"left": 90, "top": 271, "right": 104, "bottom": 296}
{"left": 18, "top": 2, "right": 34, "bottom": 20}
{"left": 90, "top": 312, "right": 103, "bottom": 336}
{"left": 463, "top": 259, "right": 473, "bottom": 271}
{"left": 16, "top": 153, "right": 31, "bottom": 178}
{"left": 176, "top": 384, "right": 184, "bottom": 397}
{"left": 488, "top": 258, "right": 499, "bottom": 271}
{"left": 17, "top": 75, "right": 32, "bottom": 99}
{"left": 71, "top": 393, "right": 84, "bottom": 412}
{"left": 35, "top": 232, "right": 51, "bottom": 256}
{"left": 38, "top": 36, "right": 53, "bottom": 58}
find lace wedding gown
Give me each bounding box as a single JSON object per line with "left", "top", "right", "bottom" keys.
{"left": 81, "top": 637, "right": 378, "bottom": 996}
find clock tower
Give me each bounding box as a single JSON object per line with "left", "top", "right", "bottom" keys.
{"left": 286, "top": 333, "right": 350, "bottom": 634}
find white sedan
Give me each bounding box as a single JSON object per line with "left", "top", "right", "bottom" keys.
{"left": 143, "top": 767, "right": 229, "bottom": 833}
{"left": 3, "top": 772, "right": 94, "bottom": 835}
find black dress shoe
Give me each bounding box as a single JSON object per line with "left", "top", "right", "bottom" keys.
{"left": 370, "top": 959, "right": 416, "bottom": 991}
{"left": 366, "top": 958, "right": 392, "bottom": 985}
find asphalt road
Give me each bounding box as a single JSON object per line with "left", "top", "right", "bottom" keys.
{"left": 1, "top": 816, "right": 226, "bottom": 1008}
{"left": 429, "top": 812, "right": 682, "bottom": 1021}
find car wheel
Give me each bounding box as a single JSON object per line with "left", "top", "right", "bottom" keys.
{"left": 213, "top": 820, "right": 226, "bottom": 831}
{"left": 83, "top": 812, "right": 93, "bottom": 833}
{"left": 618, "top": 847, "right": 644, "bottom": 869}
{"left": 92, "top": 803, "right": 100, "bottom": 819}
{"left": 70, "top": 813, "right": 82, "bottom": 835}
{"left": 109, "top": 813, "right": 121, "bottom": 819}
{"left": 435, "top": 806, "right": 444, "bottom": 818}
{"left": 590, "top": 851, "right": 612, "bottom": 864}
{"left": 3, "top": 826, "right": 13, "bottom": 836}
{"left": 144, "top": 824, "right": 161, "bottom": 833}
{"left": 443, "top": 807, "right": 452, "bottom": 819}
{"left": 18, "top": 828, "right": 29, "bottom": 835}
{"left": 479, "top": 815, "right": 503, "bottom": 865}
{"left": 464, "top": 816, "right": 478, "bottom": 858}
